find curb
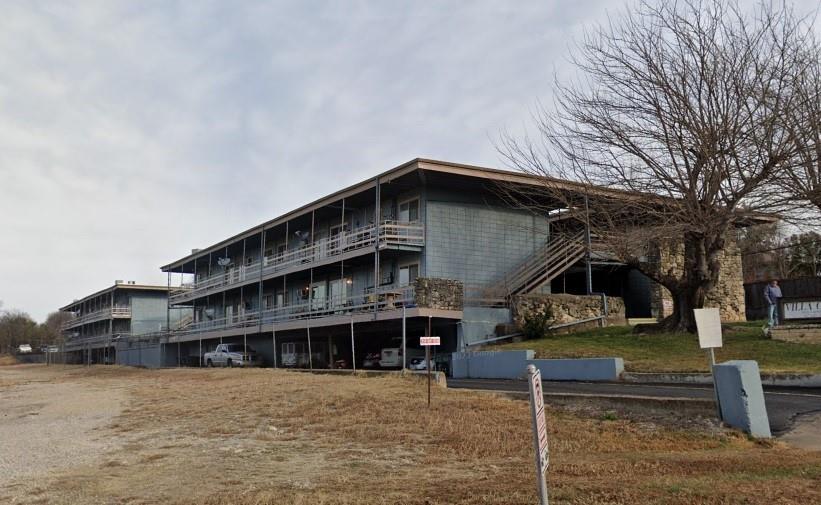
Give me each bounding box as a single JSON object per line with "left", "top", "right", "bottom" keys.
{"left": 462, "top": 388, "right": 714, "bottom": 404}
{"left": 623, "top": 372, "right": 821, "bottom": 388}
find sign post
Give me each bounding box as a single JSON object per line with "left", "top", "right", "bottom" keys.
{"left": 694, "top": 308, "right": 724, "bottom": 421}
{"left": 420, "top": 335, "right": 440, "bottom": 407}
{"left": 527, "top": 364, "right": 549, "bottom": 505}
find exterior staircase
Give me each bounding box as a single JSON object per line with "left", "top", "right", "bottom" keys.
{"left": 503, "top": 231, "right": 588, "bottom": 297}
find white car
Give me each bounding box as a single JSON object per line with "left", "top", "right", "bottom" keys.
{"left": 408, "top": 357, "right": 433, "bottom": 370}
{"left": 17, "top": 344, "right": 32, "bottom": 354}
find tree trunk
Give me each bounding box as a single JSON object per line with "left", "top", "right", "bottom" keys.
{"left": 659, "top": 284, "right": 705, "bottom": 333}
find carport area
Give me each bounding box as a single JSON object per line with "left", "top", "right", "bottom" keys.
{"left": 162, "top": 315, "right": 460, "bottom": 372}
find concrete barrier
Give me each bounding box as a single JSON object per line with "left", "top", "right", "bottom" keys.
{"left": 527, "top": 358, "right": 624, "bottom": 381}
{"left": 452, "top": 351, "right": 624, "bottom": 381}
{"left": 714, "top": 360, "right": 771, "bottom": 438}
{"left": 451, "top": 350, "right": 534, "bottom": 379}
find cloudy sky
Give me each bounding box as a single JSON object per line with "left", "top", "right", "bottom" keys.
{"left": 0, "top": 1, "right": 816, "bottom": 322}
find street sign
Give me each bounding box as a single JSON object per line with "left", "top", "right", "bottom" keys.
{"left": 693, "top": 308, "right": 724, "bottom": 422}
{"left": 527, "top": 365, "right": 549, "bottom": 505}
{"left": 420, "top": 336, "right": 440, "bottom": 346}
{"left": 694, "top": 308, "right": 723, "bottom": 349}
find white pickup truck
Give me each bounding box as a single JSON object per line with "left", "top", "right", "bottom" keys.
{"left": 203, "top": 343, "right": 260, "bottom": 368}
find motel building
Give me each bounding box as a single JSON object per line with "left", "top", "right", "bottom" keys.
{"left": 59, "top": 282, "right": 192, "bottom": 365}
{"left": 60, "top": 159, "right": 745, "bottom": 369}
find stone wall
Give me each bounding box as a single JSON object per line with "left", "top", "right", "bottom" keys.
{"left": 771, "top": 325, "right": 821, "bottom": 344}
{"left": 649, "top": 235, "right": 746, "bottom": 322}
{"left": 511, "top": 293, "right": 626, "bottom": 329}
{"left": 413, "top": 277, "right": 464, "bottom": 310}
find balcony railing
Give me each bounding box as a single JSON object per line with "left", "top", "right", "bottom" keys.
{"left": 61, "top": 306, "right": 132, "bottom": 330}
{"left": 169, "top": 220, "right": 424, "bottom": 305}
{"left": 63, "top": 332, "right": 131, "bottom": 349}
{"left": 173, "top": 285, "right": 416, "bottom": 337}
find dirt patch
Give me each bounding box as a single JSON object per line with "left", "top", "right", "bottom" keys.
{"left": 0, "top": 367, "right": 126, "bottom": 495}
{"left": 1, "top": 365, "right": 820, "bottom": 504}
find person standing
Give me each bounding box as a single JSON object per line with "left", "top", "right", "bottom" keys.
{"left": 764, "top": 279, "right": 783, "bottom": 330}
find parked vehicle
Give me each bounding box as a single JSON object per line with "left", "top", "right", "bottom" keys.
{"left": 379, "top": 345, "right": 424, "bottom": 369}
{"left": 203, "top": 343, "right": 260, "bottom": 367}
{"left": 362, "top": 352, "right": 381, "bottom": 369}
{"left": 17, "top": 344, "right": 32, "bottom": 354}
{"left": 408, "top": 357, "right": 433, "bottom": 370}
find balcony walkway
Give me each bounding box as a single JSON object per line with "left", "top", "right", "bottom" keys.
{"left": 61, "top": 307, "right": 132, "bottom": 330}
{"left": 169, "top": 220, "right": 424, "bottom": 305}
{"left": 165, "top": 286, "right": 461, "bottom": 344}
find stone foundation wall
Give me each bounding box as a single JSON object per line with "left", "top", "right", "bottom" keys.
{"left": 413, "top": 277, "right": 464, "bottom": 310}
{"left": 771, "top": 325, "right": 821, "bottom": 344}
{"left": 649, "top": 235, "right": 746, "bottom": 322}
{"left": 512, "top": 293, "right": 626, "bottom": 329}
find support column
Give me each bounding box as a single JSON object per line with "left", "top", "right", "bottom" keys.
{"left": 350, "top": 316, "right": 356, "bottom": 373}
{"left": 373, "top": 177, "right": 381, "bottom": 319}
{"left": 272, "top": 326, "right": 277, "bottom": 368}
{"left": 259, "top": 227, "right": 265, "bottom": 333}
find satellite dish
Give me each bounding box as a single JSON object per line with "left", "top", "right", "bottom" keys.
{"left": 294, "top": 230, "right": 310, "bottom": 242}
{"left": 217, "top": 257, "right": 232, "bottom": 267}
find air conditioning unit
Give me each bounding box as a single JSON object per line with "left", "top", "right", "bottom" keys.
{"left": 115, "top": 280, "right": 124, "bottom": 284}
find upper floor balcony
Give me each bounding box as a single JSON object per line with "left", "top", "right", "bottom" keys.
{"left": 61, "top": 306, "right": 132, "bottom": 330}
{"left": 168, "top": 220, "right": 425, "bottom": 305}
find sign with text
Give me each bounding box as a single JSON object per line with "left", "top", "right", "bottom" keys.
{"left": 528, "top": 366, "right": 549, "bottom": 472}
{"left": 694, "top": 308, "right": 723, "bottom": 349}
{"left": 782, "top": 299, "right": 821, "bottom": 320}
{"left": 420, "top": 336, "right": 440, "bottom": 346}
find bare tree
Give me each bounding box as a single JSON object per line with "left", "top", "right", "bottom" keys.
{"left": 779, "top": 24, "right": 821, "bottom": 211}
{"left": 500, "top": 0, "right": 815, "bottom": 332}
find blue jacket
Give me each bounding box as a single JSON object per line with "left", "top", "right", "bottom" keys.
{"left": 764, "top": 285, "right": 782, "bottom": 305}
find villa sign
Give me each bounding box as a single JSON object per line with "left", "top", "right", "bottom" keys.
{"left": 781, "top": 299, "right": 821, "bottom": 321}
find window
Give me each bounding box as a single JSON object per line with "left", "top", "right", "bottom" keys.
{"left": 399, "top": 264, "right": 419, "bottom": 287}
{"left": 263, "top": 294, "right": 273, "bottom": 310}
{"left": 246, "top": 256, "right": 254, "bottom": 266}
{"left": 399, "top": 198, "right": 419, "bottom": 222}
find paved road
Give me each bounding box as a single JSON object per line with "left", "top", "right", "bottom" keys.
{"left": 448, "top": 379, "right": 821, "bottom": 434}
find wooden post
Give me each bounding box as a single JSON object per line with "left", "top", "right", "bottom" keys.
{"left": 427, "top": 315, "right": 432, "bottom": 407}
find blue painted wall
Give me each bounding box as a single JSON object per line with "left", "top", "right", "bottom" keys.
{"left": 424, "top": 197, "right": 550, "bottom": 289}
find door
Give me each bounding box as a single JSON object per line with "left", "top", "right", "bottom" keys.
{"left": 399, "top": 264, "right": 419, "bottom": 287}
{"left": 311, "top": 282, "right": 327, "bottom": 311}
{"left": 329, "top": 278, "right": 351, "bottom": 308}
{"left": 398, "top": 198, "right": 419, "bottom": 222}
{"left": 329, "top": 224, "right": 345, "bottom": 252}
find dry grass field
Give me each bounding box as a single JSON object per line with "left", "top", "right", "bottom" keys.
{"left": 1, "top": 364, "right": 820, "bottom": 504}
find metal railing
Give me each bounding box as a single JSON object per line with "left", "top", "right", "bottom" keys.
{"left": 64, "top": 332, "right": 131, "bottom": 349}
{"left": 61, "top": 306, "right": 132, "bottom": 329}
{"left": 173, "top": 285, "right": 416, "bottom": 337}
{"left": 169, "top": 220, "right": 424, "bottom": 304}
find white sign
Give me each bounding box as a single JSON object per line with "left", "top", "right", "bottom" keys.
{"left": 694, "top": 308, "right": 723, "bottom": 349}
{"left": 782, "top": 300, "right": 821, "bottom": 320}
{"left": 528, "top": 367, "right": 549, "bottom": 472}
{"left": 420, "top": 336, "right": 440, "bottom": 346}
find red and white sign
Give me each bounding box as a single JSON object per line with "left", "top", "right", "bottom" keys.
{"left": 420, "top": 336, "right": 440, "bottom": 346}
